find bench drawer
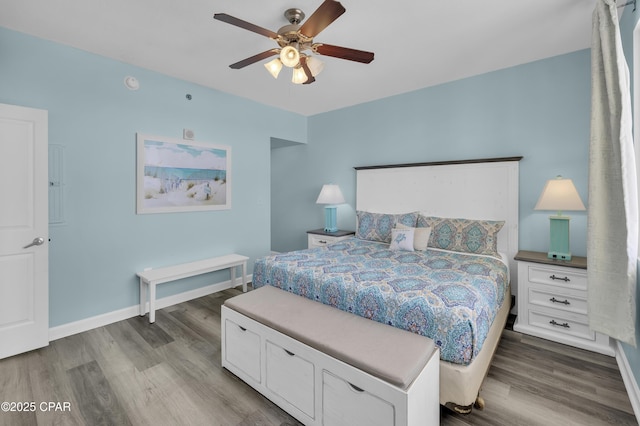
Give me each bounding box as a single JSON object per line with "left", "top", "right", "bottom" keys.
{"left": 224, "top": 319, "right": 261, "bottom": 383}
{"left": 322, "top": 370, "right": 395, "bottom": 426}
{"left": 266, "top": 341, "right": 315, "bottom": 418}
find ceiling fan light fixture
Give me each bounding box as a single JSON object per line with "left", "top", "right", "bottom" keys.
{"left": 215, "top": 1, "right": 375, "bottom": 87}
{"left": 280, "top": 45, "right": 300, "bottom": 68}
{"left": 306, "top": 56, "right": 324, "bottom": 77}
{"left": 264, "top": 58, "right": 283, "bottom": 78}
{"left": 291, "top": 66, "right": 308, "bottom": 84}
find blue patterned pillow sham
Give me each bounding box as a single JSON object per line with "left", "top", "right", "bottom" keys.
{"left": 417, "top": 215, "right": 504, "bottom": 258}
{"left": 356, "top": 211, "right": 419, "bottom": 243}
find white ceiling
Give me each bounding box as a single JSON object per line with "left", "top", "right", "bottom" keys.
{"left": 0, "top": 0, "right": 599, "bottom": 116}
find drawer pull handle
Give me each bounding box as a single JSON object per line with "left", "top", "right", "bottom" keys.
{"left": 238, "top": 326, "right": 247, "bottom": 331}
{"left": 550, "top": 297, "right": 570, "bottom": 305}
{"left": 550, "top": 274, "right": 570, "bottom": 282}
{"left": 318, "top": 240, "right": 327, "bottom": 244}
{"left": 348, "top": 383, "right": 365, "bottom": 393}
{"left": 549, "top": 319, "right": 570, "bottom": 328}
{"left": 284, "top": 349, "right": 295, "bottom": 357}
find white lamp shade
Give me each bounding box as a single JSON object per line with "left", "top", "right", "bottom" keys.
{"left": 292, "top": 66, "right": 308, "bottom": 84}
{"left": 316, "top": 184, "right": 345, "bottom": 205}
{"left": 534, "top": 176, "right": 586, "bottom": 212}
{"left": 280, "top": 46, "right": 300, "bottom": 68}
{"left": 264, "top": 58, "right": 283, "bottom": 78}
{"left": 306, "top": 56, "right": 324, "bottom": 76}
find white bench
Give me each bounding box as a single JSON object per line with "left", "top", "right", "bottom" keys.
{"left": 138, "top": 254, "right": 248, "bottom": 323}
{"left": 222, "top": 285, "right": 440, "bottom": 426}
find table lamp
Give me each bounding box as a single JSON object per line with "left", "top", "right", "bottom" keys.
{"left": 534, "top": 175, "right": 586, "bottom": 261}
{"left": 316, "top": 184, "right": 345, "bottom": 233}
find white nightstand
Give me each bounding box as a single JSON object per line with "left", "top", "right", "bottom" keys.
{"left": 513, "top": 250, "right": 614, "bottom": 356}
{"left": 307, "top": 229, "right": 355, "bottom": 249}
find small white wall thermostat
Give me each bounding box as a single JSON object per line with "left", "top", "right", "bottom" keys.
{"left": 183, "top": 129, "right": 195, "bottom": 140}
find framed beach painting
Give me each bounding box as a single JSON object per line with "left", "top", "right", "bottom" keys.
{"left": 136, "top": 133, "right": 231, "bottom": 214}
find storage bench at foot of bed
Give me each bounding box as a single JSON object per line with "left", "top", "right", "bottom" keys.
{"left": 221, "top": 286, "right": 440, "bottom": 426}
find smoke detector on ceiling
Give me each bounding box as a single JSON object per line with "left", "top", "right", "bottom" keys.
{"left": 124, "top": 76, "right": 140, "bottom": 91}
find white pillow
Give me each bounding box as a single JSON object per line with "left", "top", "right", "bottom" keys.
{"left": 396, "top": 223, "right": 431, "bottom": 251}
{"left": 390, "top": 228, "right": 415, "bottom": 251}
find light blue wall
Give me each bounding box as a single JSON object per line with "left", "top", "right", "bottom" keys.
{"left": 0, "top": 27, "right": 307, "bottom": 327}
{"left": 272, "top": 49, "right": 591, "bottom": 256}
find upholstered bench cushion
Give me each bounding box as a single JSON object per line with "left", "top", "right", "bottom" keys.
{"left": 224, "top": 285, "right": 436, "bottom": 389}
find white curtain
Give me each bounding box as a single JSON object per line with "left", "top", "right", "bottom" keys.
{"left": 588, "top": 0, "right": 638, "bottom": 346}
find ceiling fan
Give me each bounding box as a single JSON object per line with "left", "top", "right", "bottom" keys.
{"left": 213, "top": 0, "right": 374, "bottom": 85}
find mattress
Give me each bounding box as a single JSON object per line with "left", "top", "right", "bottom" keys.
{"left": 253, "top": 238, "right": 509, "bottom": 365}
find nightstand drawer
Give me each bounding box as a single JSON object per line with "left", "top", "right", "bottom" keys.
{"left": 307, "top": 230, "right": 355, "bottom": 249}
{"left": 309, "top": 234, "right": 337, "bottom": 247}
{"left": 528, "top": 309, "right": 595, "bottom": 341}
{"left": 528, "top": 286, "right": 587, "bottom": 316}
{"left": 528, "top": 265, "right": 587, "bottom": 291}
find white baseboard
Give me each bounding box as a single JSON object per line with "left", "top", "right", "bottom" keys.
{"left": 49, "top": 275, "right": 252, "bottom": 341}
{"left": 616, "top": 340, "right": 640, "bottom": 423}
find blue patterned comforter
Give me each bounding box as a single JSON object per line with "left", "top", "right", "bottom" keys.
{"left": 253, "top": 238, "right": 509, "bottom": 365}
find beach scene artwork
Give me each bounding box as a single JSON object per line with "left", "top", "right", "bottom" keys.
{"left": 137, "top": 134, "right": 231, "bottom": 213}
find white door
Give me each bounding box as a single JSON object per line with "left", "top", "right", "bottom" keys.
{"left": 0, "top": 103, "right": 48, "bottom": 359}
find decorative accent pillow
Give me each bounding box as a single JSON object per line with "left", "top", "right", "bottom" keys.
{"left": 396, "top": 223, "right": 432, "bottom": 251}
{"left": 417, "top": 215, "right": 504, "bottom": 257}
{"left": 390, "top": 228, "right": 415, "bottom": 251}
{"left": 356, "top": 211, "right": 419, "bottom": 243}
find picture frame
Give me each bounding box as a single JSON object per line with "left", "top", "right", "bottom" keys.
{"left": 136, "top": 133, "right": 231, "bottom": 214}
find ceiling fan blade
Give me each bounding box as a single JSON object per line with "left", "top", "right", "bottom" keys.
{"left": 229, "top": 49, "right": 279, "bottom": 69}
{"left": 214, "top": 13, "right": 279, "bottom": 40}
{"left": 314, "top": 44, "right": 374, "bottom": 64}
{"left": 300, "top": 57, "right": 316, "bottom": 84}
{"left": 299, "top": 0, "right": 346, "bottom": 38}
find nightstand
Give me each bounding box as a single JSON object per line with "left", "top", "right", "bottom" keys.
{"left": 514, "top": 250, "right": 614, "bottom": 356}
{"left": 307, "top": 229, "right": 355, "bottom": 249}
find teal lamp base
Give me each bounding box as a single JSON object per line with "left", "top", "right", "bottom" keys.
{"left": 324, "top": 206, "right": 338, "bottom": 233}
{"left": 547, "top": 215, "right": 571, "bottom": 261}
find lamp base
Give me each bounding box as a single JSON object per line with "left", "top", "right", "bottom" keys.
{"left": 324, "top": 206, "right": 338, "bottom": 233}
{"left": 547, "top": 215, "right": 571, "bottom": 261}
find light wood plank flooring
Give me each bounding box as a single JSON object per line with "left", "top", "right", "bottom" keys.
{"left": 0, "top": 288, "right": 636, "bottom": 425}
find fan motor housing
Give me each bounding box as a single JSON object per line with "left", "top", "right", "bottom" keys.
{"left": 277, "top": 8, "right": 314, "bottom": 49}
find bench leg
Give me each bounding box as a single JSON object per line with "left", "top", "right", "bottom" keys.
{"left": 149, "top": 282, "right": 156, "bottom": 323}
{"left": 139, "top": 278, "right": 147, "bottom": 316}
{"left": 230, "top": 265, "right": 236, "bottom": 288}
{"left": 242, "top": 261, "right": 247, "bottom": 292}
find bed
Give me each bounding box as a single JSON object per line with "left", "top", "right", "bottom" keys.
{"left": 255, "top": 157, "right": 521, "bottom": 413}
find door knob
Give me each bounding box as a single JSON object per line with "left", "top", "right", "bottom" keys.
{"left": 23, "top": 237, "right": 45, "bottom": 249}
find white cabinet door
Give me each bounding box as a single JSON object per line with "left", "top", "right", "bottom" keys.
{"left": 265, "top": 340, "right": 315, "bottom": 418}
{"left": 224, "top": 319, "right": 262, "bottom": 382}
{"left": 0, "top": 103, "right": 49, "bottom": 359}
{"left": 322, "top": 370, "right": 395, "bottom": 426}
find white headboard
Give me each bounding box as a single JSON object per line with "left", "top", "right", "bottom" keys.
{"left": 355, "top": 157, "right": 521, "bottom": 287}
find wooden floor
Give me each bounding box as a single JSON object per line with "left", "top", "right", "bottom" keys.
{"left": 0, "top": 288, "right": 636, "bottom": 426}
